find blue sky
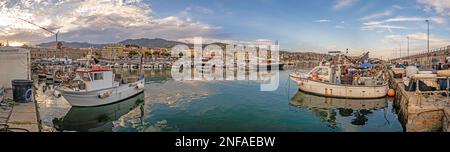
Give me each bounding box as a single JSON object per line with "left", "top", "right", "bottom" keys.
{"left": 146, "top": 0, "right": 450, "bottom": 58}
{"left": 1, "top": 0, "right": 450, "bottom": 59}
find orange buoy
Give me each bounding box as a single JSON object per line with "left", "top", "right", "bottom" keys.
{"left": 387, "top": 89, "right": 395, "bottom": 97}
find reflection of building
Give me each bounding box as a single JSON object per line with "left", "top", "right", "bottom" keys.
{"left": 102, "top": 44, "right": 124, "bottom": 59}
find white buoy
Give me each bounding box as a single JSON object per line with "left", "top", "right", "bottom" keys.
{"left": 136, "top": 83, "right": 144, "bottom": 89}
{"left": 53, "top": 90, "right": 61, "bottom": 98}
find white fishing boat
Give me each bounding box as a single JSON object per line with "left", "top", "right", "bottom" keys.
{"left": 55, "top": 65, "right": 144, "bottom": 107}
{"left": 122, "top": 63, "right": 129, "bottom": 68}
{"left": 113, "top": 63, "right": 121, "bottom": 68}
{"left": 290, "top": 65, "right": 388, "bottom": 99}
{"left": 143, "top": 64, "right": 153, "bottom": 69}
{"left": 195, "top": 62, "right": 215, "bottom": 73}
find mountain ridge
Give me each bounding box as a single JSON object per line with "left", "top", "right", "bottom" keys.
{"left": 36, "top": 38, "right": 191, "bottom": 49}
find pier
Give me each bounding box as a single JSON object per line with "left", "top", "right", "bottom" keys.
{"left": 0, "top": 89, "right": 40, "bottom": 132}
{"left": 389, "top": 71, "right": 450, "bottom": 132}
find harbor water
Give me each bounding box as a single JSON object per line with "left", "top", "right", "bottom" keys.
{"left": 36, "top": 67, "right": 403, "bottom": 132}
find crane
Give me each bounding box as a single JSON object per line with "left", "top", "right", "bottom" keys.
{"left": 17, "top": 18, "right": 61, "bottom": 58}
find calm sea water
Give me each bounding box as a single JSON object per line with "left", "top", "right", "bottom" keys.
{"left": 37, "top": 67, "right": 404, "bottom": 132}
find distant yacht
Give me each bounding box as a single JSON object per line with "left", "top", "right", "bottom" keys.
{"left": 255, "top": 58, "right": 284, "bottom": 70}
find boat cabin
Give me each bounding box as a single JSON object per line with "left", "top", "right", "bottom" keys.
{"left": 308, "top": 66, "right": 338, "bottom": 83}
{"left": 75, "top": 66, "right": 115, "bottom": 91}
{"left": 308, "top": 64, "right": 385, "bottom": 86}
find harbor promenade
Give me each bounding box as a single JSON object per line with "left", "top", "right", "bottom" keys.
{"left": 0, "top": 89, "right": 40, "bottom": 132}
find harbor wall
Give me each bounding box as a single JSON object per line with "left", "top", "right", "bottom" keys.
{"left": 444, "top": 108, "right": 450, "bottom": 132}
{"left": 390, "top": 72, "right": 449, "bottom": 132}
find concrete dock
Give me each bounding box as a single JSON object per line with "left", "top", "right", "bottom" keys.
{"left": 390, "top": 74, "right": 450, "bottom": 132}
{"left": 0, "top": 89, "right": 39, "bottom": 132}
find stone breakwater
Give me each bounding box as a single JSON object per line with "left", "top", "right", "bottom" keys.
{"left": 389, "top": 71, "right": 450, "bottom": 132}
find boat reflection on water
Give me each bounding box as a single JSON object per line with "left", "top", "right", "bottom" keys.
{"left": 289, "top": 91, "right": 388, "bottom": 128}
{"left": 52, "top": 92, "right": 145, "bottom": 132}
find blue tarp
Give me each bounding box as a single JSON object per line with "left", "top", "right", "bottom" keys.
{"left": 359, "top": 63, "right": 374, "bottom": 68}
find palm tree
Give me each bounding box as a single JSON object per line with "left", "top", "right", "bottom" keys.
{"left": 178, "top": 52, "right": 184, "bottom": 58}
{"left": 128, "top": 50, "right": 139, "bottom": 59}
{"left": 144, "top": 51, "right": 152, "bottom": 59}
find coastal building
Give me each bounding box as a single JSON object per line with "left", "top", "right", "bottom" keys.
{"left": 102, "top": 44, "right": 124, "bottom": 60}
{"left": 0, "top": 47, "right": 31, "bottom": 88}
{"left": 28, "top": 47, "right": 90, "bottom": 60}
{"left": 123, "top": 44, "right": 145, "bottom": 59}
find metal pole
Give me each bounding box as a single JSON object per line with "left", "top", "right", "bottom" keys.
{"left": 394, "top": 49, "right": 397, "bottom": 59}
{"left": 407, "top": 36, "right": 410, "bottom": 57}
{"left": 426, "top": 20, "right": 430, "bottom": 68}
{"left": 55, "top": 33, "right": 58, "bottom": 59}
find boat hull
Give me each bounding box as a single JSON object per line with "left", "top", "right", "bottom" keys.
{"left": 58, "top": 80, "right": 145, "bottom": 107}
{"left": 289, "top": 91, "right": 388, "bottom": 110}
{"left": 290, "top": 75, "right": 388, "bottom": 99}
{"left": 53, "top": 92, "right": 144, "bottom": 132}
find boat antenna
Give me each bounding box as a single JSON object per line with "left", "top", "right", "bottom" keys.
{"left": 17, "top": 18, "right": 60, "bottom": 57}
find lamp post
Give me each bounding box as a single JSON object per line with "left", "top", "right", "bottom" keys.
{"left": 426, "top": 19, "right": 430, "bottom": 68}
{"left": 407, "top": 36, "right": 410, "bottom": 57}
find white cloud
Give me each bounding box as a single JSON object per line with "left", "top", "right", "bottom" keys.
{"left": 417, "top": 0, "right": 450, "bottom": 16}
{"left": 177, "top": 37, "right": 274, "bottom": 46}
{"left": 181, "top": 6, "right": 214, "bottom": 16}
{"left": 335, "top": 26, "right": 345, "bottom": 29}
{"left": 360, "top": 10, "right": 393, "bottom": 21}
{"left": 361, "top": 25, "right": 409, "bottom": 32}
{"left": 364, "top": 17, "right": 447, "bottom": 26}
{"left": 0, "top": 0, "right": 219, "bottom": 44}
{"left": 406, "top": 33, "right": 449, "bottom": 42}
{"left": 333, "top": 0, "right": 358, "bottom": 10}
{"left": 361, "top": 16, "right": 447, "bottom": 32}
{"left": 359, "top": 5, "right": 404, "bottom": 21}
{"left": 315, "top": 19, "right": 330, "bottom": 23}
{"left": 392, "top": 5, "right": 404, "bottom": 10}
{"left": 383, "top": 33, "right": 450, "bottom": 52}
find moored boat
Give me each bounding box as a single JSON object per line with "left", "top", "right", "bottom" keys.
{"left": 55, "top": 65, "right": 144, "bottom": 107}
{"left": 290, "top": 52, "right": 388, "bottom": 99}
{"left": 290, "top": 66, "right": 388, "bottom": 99}
{"left": 254, "top": 58, "right": 284, "bottom": 70}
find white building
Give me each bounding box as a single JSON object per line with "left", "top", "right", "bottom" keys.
{"left": 0, "top": 47, "right": 31, "bottom": 89}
